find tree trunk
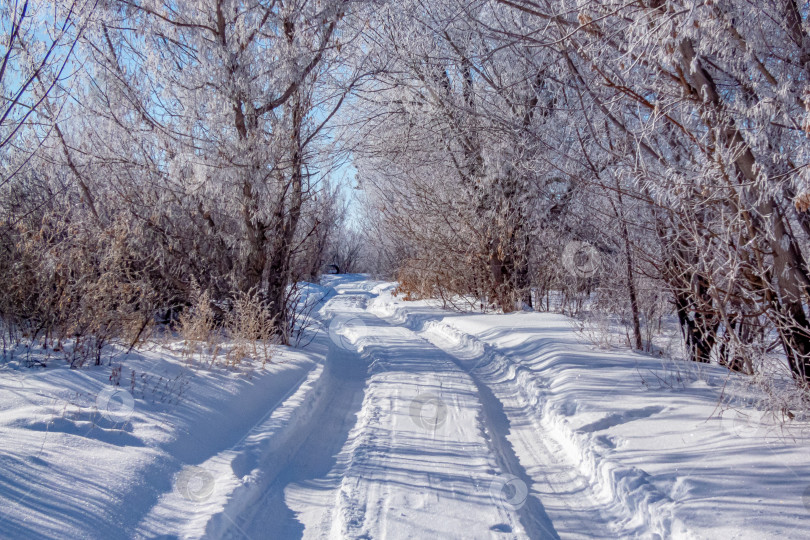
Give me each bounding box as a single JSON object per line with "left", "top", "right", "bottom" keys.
{"left": 266, "top": 91, "right": 305, "bottom": 344}
{"left": 613, "top": 178, "right": 643, "bottom": 350}
{"left": 675, "top": 38, "right": 810, "bottom": 382}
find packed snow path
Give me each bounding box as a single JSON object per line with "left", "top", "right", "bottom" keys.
{"left": 5, "top": 275, "right": 810, "bottom": 539}
{"left": 219, "top": 276, "right": 622, "bottom": 539}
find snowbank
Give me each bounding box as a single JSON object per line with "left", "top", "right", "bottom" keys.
{"left": 369, "top": 287, "right": 810, "bottom": 539}
{"left": 0, "top": 341, "right": 325, "bottom": 539}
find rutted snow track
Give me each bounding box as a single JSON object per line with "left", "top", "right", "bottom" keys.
{"left": 211, "top": 276, "right": 627, "bottom": 539}
{"left": 6, "top": 275, "right": 809, "bottom": 539}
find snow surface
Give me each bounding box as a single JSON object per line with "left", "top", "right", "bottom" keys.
{"left": 1, "top": 275, "right": 810, "bottom": 539}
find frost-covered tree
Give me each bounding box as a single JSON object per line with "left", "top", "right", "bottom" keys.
{"left": 349, "top": 0, "right": 573, "bottom": 310}
{"left": 4, "top": 0, "right": 810, "bottom": 388}
{"left": 0, "top": 0, "right": 96, "bottom": 184}
{"left": 345, "top": 0, "right": 810, "bottom": 385}
{"left": 489, "top": 0, "right": 810, "bottom": 382}
{"left": 0, "top": 0, "right": 359, "bottom": 348}
{"left": 75, "top": 0, "right": 354, "bottom": 341}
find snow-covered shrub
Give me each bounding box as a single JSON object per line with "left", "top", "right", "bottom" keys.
{"left": 225, "top": 289, "right": 277, "bottom": 368}
{"left": 177, "top": 286, "right": 219, "bottom": 367}
{"left": 0, "top": 205, "right": 157, "bottom": 367}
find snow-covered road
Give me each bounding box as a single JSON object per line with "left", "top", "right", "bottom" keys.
{"left": 3, "top": 275, "right": 810, "bottom": 539}
{"left": 212, "top": 276, "right": 627, "bottom": 539}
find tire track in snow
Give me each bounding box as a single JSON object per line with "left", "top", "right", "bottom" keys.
{"left": 368, "top": 298, "right": 629, "bottom": 539}
{"left": 317, "top": 297, "right": 557, "bottom": 538}
{"left": 416, "top": 319, "right": 674, "bottom": 539}
{"left": 216, "top": 277, "right": 619, "bottom": 538}
{"left": 238, "top": 276, "right": 541, "bottom": 538}
{"left": 216, "top": 288, "right": 373, "bottom": 539}
{"left": 415, "top": 324, "right": 621, "bottom": 539}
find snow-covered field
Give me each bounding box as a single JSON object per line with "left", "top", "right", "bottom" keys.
{"left": 1, "top": 275, "right": 809, "bottom": 539}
